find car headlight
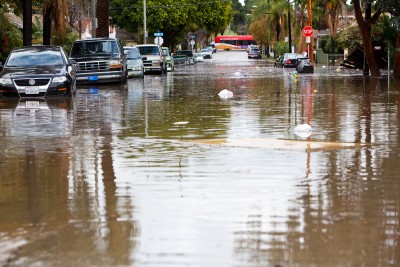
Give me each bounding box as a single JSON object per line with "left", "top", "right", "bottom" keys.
{"left": 0, "top": 78, "right": 12, "bottom": 85}
{"left": 52, "top": 76, "right": 67, "bottom": 83}
{"left": 110, "top": 59, "right": 122, "bottom": 69}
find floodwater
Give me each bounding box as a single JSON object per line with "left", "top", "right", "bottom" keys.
{"left": 1, "top": 51, "right": 400, "bottom": 267}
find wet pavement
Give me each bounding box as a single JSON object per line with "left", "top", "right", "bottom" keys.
{"left": 1, "top": 50, "right": 400, "bottom": 267}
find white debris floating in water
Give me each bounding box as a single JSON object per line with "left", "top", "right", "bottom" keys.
{"left": 293, "top": 123, "right": 312, "bottom": 138}
{"left": 218, "top": 89, "right": 233, "bottom": 99}
{"left": 173, "top": 121, "right": 189, "bottom": 125}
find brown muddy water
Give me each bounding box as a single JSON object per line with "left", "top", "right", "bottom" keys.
{"left": 1, "top": 51, "right": 400, "bottom": 267}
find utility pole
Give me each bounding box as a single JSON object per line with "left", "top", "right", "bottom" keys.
{"left": 143, "top": 0, "right": 147, "bottom": 44}
{"left": 363, "top": 1, "right": 371, "bottom": 76}
{"left": 288, "top": 0, "right": 292, "bottom": 53}
{"left": 308, "top": 0, "right": 314, "bottom": 64}
{"left": 91, "top": 0, "right": 96, "bottom": 38}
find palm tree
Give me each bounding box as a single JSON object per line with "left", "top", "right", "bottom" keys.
{"left": 42, "top": 0, "right": 69, "bottom": 45}
{"left": 96, "top": 0, "right": 109, "bottom": 37}
{"left": 23, "top": 0, "right": 33, "bottom": 46}
{"left": 324, "top": 0, "right": 347, "bottom": 64}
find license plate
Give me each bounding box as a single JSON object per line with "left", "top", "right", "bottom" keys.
{"left": 88, "top": 76, "right": 98, "bottom": 81}
{"left": 25, "top": 87, "right": 39, "bottom": 94}
{"left": 25, "top": 101, "right": 40, "bottom": 109}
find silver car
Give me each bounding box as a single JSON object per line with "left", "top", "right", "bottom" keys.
{"left": 124, "top": 46, "right": 144, "bottom": 78}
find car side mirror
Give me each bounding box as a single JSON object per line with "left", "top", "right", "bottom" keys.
{"left": 0, "top": 62, "right": 3, "bottom": 70}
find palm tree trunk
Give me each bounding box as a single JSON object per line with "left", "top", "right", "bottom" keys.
{"left": 43, "top": 9, "right": 51, "bottom": 45}
{"left": 96, "top": 0, "right": 109, "bottom": 37}
{"left": 23, "top": 0, "right": 32, "bottom": 46}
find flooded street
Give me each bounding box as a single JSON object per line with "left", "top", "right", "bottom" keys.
{"left": 1, "top": 50, "right": 400, "bottom": 267}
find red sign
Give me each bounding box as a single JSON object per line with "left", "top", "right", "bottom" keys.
{"left": 303, "top": 26, "right": 314, "bottom": 37}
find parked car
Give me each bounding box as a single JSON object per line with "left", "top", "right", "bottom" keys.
{"left": 274, "top": 53, "right": 303, "bottom": 68}
{"left": 174, "top": 50, "right": 196, "bottom": 64}
{"left": 246, "top": 44, "right": 258, "bottom": 53}
{"left": 296, "top": 57, "right": 314, "bottom": 73}
{"left": 136, "top": 44, "right": 167, "bottom": 74}
{"left": 70, "top": 37, "right": 128, "bottom": 84}
{"left": 0, "top": 45, "right": 76, "bottom": 98}
{"left": 124, "top": 46, "right": 144, "bottom": 78}
{"left": 172, "top": 54, "right": 189, "bottom": 65}
{"left": 199, "top": 48, "right": 213, "bottom": 59}
{"left": 248, "top": 47, "right": 262, "bottom": 59}
{"left": 162, "top": 47, "right": 174, "bottom": 72}
{"left": 209, "top": 43, "right": 217, "bottom": 53}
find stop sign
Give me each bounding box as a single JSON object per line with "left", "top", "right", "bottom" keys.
{"left": 303, "top": 26, "right": 314, "bottom": 37}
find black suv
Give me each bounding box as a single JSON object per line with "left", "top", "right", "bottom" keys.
{"left": 70, "top": 38, "right": 128, "bottom": 84}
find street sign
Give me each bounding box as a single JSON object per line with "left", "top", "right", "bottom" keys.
{"left": 190, "top": 40, "right": 195, "bottom": 46}
{"left": 154, "top": 32, "right": 163, "bottom": 37}
{"left": 303, "top": 26, "right": 313, "bottom": 38}
{"left": 154, "top": 36, "right": 164, "bottom": 45}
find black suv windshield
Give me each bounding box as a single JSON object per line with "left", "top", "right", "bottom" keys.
{"left": 71, "top": 40, "right": 120, "bottom": 57}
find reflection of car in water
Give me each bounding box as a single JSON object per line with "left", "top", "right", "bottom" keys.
{"left": 0, "top": 97, "right": 73, "bottom": 137}
{"left": 0, "top": 45, "right": 76, "bottom": 98}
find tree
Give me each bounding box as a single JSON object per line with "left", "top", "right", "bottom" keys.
{"left": 323, "top": 0, "right": 347, "bottom": 64}
{"left": 377, "top": 0, "right": 400, "bottom": 79}
{"left": 110, "top": 0, "right": 232, "bottom": 48}
{"left": 68, "top": 0, "right": 91, "bottom": 39}
{"left": 0, "top": 9, "right": 22, "bottom": 61}
{"left": 42, "top": 0, "right": 69, "bottom": 45}
{"left": 96, "top": 0, "right": 109, "bottom": 37}
{"left": 353, "top": 0, "right": 381, "bottom": 76}
{"left": 23, "top": 0, "right": 33, "bottom": 46}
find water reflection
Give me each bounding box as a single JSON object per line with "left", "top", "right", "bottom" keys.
{"left": 1, "top": 52, "right": 400, "bottom": 266}
{"left": 0, "top": 93, "right": 137, "bottom": 266}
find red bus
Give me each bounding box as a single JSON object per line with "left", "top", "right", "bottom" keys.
{"left": 214, "top": 35, "right": 256, "bottom": 50}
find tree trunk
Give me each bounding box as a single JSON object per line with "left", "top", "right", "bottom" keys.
{"left": 353, "top": 0, "right": 381, "bottom": 77}
{"left": 43, "top": 9, "right": 51, "bottom": 45}
{"left": 330, "top": 35, "right": 335, "bottom": 65}
{"left": 96, "top": 0, "right": 109, "bottom": 38}
{"left": 23, "top": 0, "right": 32, "bottom": 46}
{"left": 394, "top": 32, "right": 400, "bottom": 79}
